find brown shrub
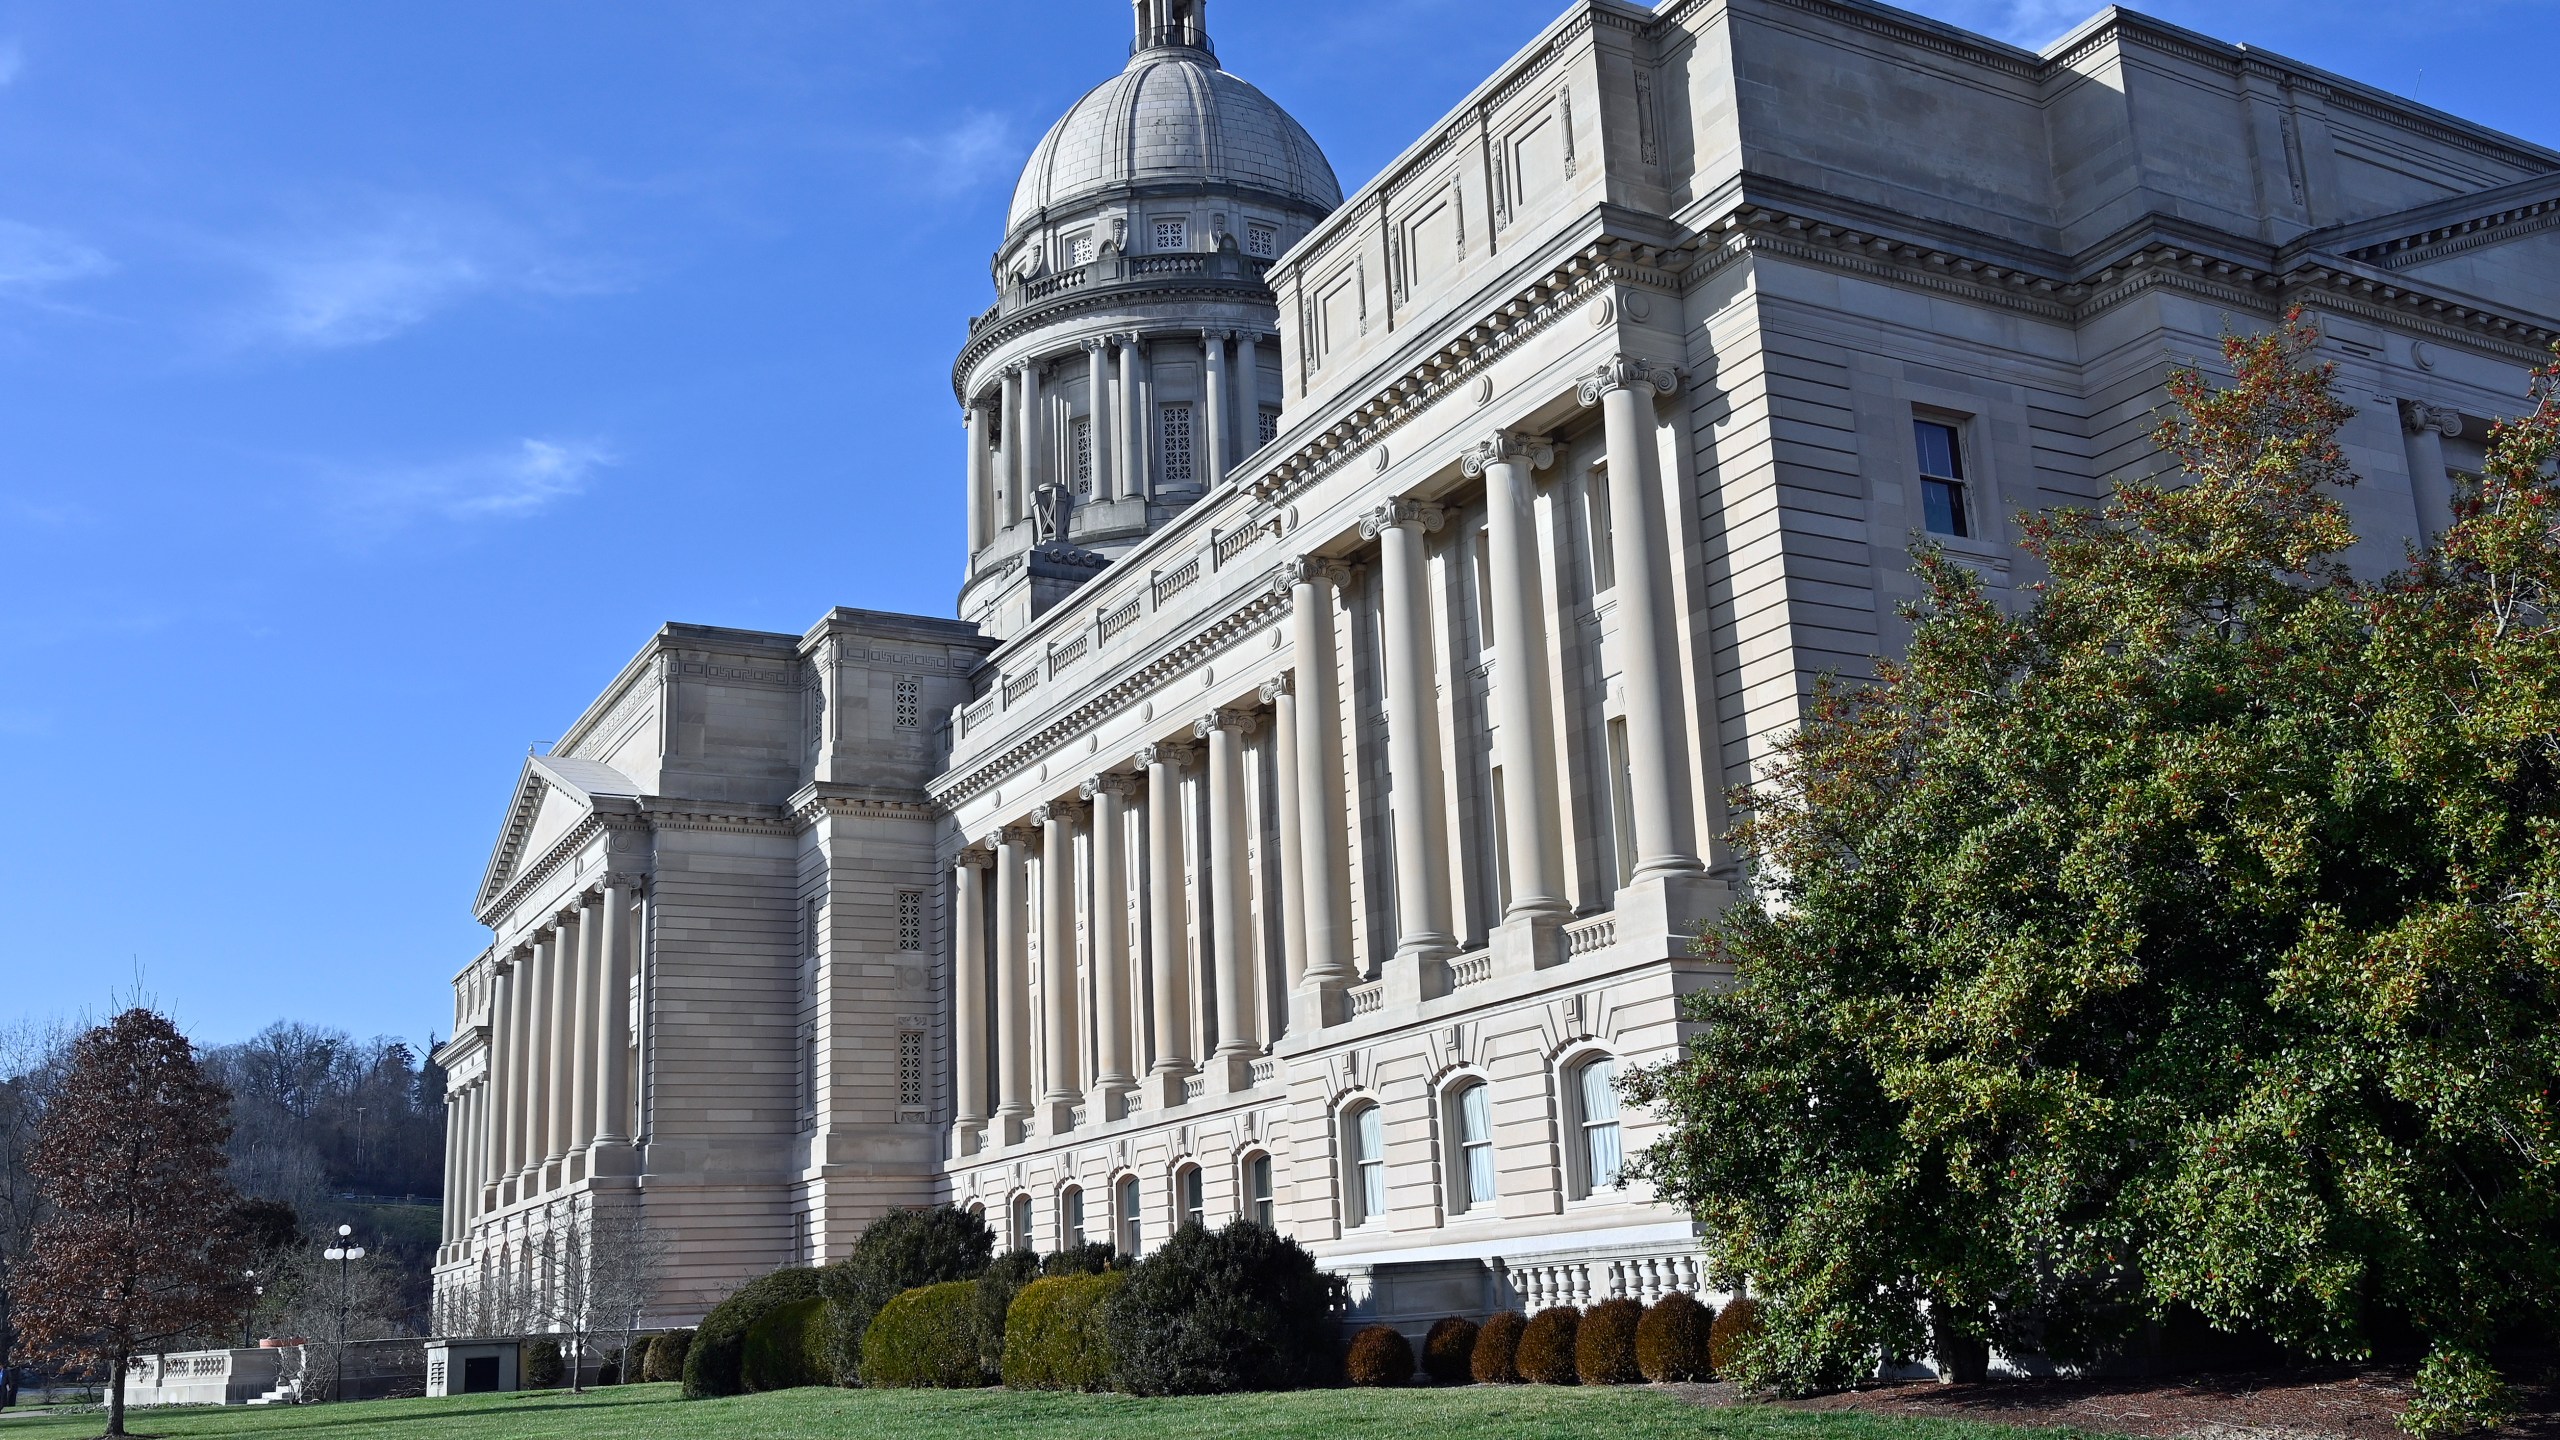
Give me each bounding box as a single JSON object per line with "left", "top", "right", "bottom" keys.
{"left": 1575, "top": 1298, "right": 1644, "bottom": 1385}
{"left": 1344, "top": 1325, "right": 1415, "bottom": 1387}
{"left": 1422, "top": 1316, "right": 1479, "bottom": 1385}
{"left": 1709, "top": 1295, "right": 1764, "bottom": 1377}
{"left": 1470, "top": 1311, "right": 1526, "bottom": 1384}
{"left": 1635, "top": 1293, "right": 1716, "bottom": 1382}
{"left": 1515, "top": 1306, "right": 1580, "bottom": 1385}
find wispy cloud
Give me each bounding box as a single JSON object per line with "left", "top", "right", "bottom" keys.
{"left": 229, "top": 198, "right": 622, "bottom": 350}
{"left": 0, "top": 219, "right": 111, "bottom": 299}
{"left": 324, "top": 437, "right": 615, "bottom": 536}
{"left": 873, "top": 112, "right": 1021, "bottom": 200}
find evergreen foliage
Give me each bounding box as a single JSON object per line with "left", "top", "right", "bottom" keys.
{"left": 1344, "top": 1325, "right": 1414, "bottom": 1387}
{"left": 1470, "top": 1312, "right": 1525, "bottom": 1385}
{"left": 1515, "top": 1308, "right": 1579, "bottom": 1385}
{"left": 817, "top": 1206, "right": 995, "bottom": 1385}
{"left": 642, "top": 1329, "right": 692, "bottom": 1383}
{"left": 860, "top": 1281, "right": 995, "bottom": 1389}
{"left": 1001, "top": 1273, "right": 1124, "bottom": 1391}
{"left": 524, "top": 1339, "right": 564, "bottom": 1389}
{"left": 1101, "top": 1221, "right": 1342, "bottom": 1395}
{"left": 972, "top": 1252, "right": 1044, "bottom": 1380}
{"left": 1422, "top": 1316, "right": 1480, "bottom": 1385}
{"left": 1634, "top": 1294, "right": 1716, "bottom": 1383}
{"left": 684, "top": 1268, "right": 823, "bottom": 1399}
{"left": 1707, "top": 1298, "right": 1762, "bottom": 1380}
{"left": 1575, "top": 1299, "right": 1643, "bottom": 1385}
{"left": 742, "top": 1296, "right": 834, "bottom": 1392}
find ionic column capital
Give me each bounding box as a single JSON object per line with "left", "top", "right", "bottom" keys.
{"left": 1280, "top": 553, "right": 1352, "bottom": 590}
{"left": 1461, "top": 430, "right": 1557, "bottom": 477}
{"left": 1194, "top": 708, "right": 1262, "bottom": 740}
{"left": 1081, "top": 336, "right": 1110, "bottom": 357}
{"left": 957, "top": 847, "right": 996, "bottom": 871}
{"left": 1080, "top": 773, "right": 1138, "bottom": 801}
{"left": 1359, "top": 498, "right": 1446, "bottom": 541}
{"left": 1576, "top": 355, "right": 1682, "bottom": 407}
{"left": 2399, "top": 398, "right": 2463, "bottom": 437}
{"left": 1135, "top": 740, "right": 1197, "bottom": 769}
{"left": 989, "top": 824, "right": 1040, "bottom": 851}
{"left": 1031, "top": 797, "right": 1088, "bottom": 826}
{"left": 1259, "top": 673, "right": 1293, "bottom": 704}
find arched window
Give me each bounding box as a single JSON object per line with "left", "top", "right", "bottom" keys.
{"left": 1011, "top": 1193, "right": 1034, "bottom": 1252}
{"left": 1176, "top": 1164, "right": 1205, "bottom": 1229}
{"left": 1061, "top": 1186, "right": 1086, "bottom": 1249}
{"left": 1569, "top": 1055, "right": 1623, "bottom": 1198}
{"left": 1346, "top": 1103, "right": 1386, "bottom": 1227}
{"left": 1245, "top": 1153, "right": 1274, "bottom": 1229}
{"left": 1116, "top": 1174, "right": 1142, "bottom": 1254}
{"left": 1449, "top": 1079, "right": 1495, "bottom": 1213}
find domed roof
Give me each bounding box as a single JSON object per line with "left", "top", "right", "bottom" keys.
{"left": 1008, "top": 50, "right": 1341, "bottom": 234}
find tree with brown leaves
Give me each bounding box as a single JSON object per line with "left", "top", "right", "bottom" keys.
{"left": 17, "top": 1011, "right": 250, "bottom": 1437}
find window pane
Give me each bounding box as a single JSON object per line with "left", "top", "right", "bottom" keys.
{"left": 1357, "top": 1105, "right": 1383, "bottom": 1161}
{"left": 1064, "top": 1189, "right": 1084, "bottom": 1246}
{"left": 1179, "top": 1167, "right": 1203, "bottom": 1227}
{"left": 1914, "top": 420, "right": 1962, "bottom": 480}
{"left": 1586, "top": 1119, "right": 1622, "bottom": 1191}
{"left": 1360, "top": 1161, "right": 1386, "bottom": 1222}
{"left": 1922, "top": 478, "right": 1970, "bottom": 538}
{"left": 1460, "top": 1083, "right": 1492, "bottom": 1146}
{"left": 1578, "top": 1059, "right": 1619, "bottom": 1123}
{"left": 1250, "top": 1156, "right": 1274, "bottom": 1228}
{"left": 1465, "top": 1142, "right": 1496, "bottom": 1207}
{"left": 1118, "top": 1178, "right": 1140, "bottom": 1253}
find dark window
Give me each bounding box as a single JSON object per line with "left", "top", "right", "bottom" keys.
{"left": 462, "top": 1356, "right": 500, "bottom": 1394}
{"left": 1177, "top": 1165, "right": 1205, "bottom": 1228}
{"left": 1914, "top": 420, "right": 1972, "bottom": 539}
{"left": 1247, "top": 1154, "right": 1274, "bottom": 1228}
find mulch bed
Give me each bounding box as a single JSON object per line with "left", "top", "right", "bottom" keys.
{"left": 1739, "top": 1368, "right": 2560, "bottom": 1440}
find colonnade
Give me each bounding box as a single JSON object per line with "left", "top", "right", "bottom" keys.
{"left": 951, "top": 355, "right": 1705, "bottom": 1154}
{"left": 966, "top": 329, "right": 1275, "bottom": 551}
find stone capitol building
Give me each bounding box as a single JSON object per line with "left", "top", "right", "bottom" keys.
{"left": 430, "top": 0, "right": 2560, "bottom": 1336}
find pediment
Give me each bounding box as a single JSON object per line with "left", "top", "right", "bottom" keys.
{"left": 474, "top": 755, "right": 643, "bottom": 919}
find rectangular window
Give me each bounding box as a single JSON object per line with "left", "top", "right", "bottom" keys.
{"left": 893, "top": 678, "right": 921, "bottom": 730}
{"left": 1118, "top": 1175, "right": 1142, "bottom": 1254}
{"left": 1351, "top": 1106, "right": 1387, "bottom": 1226}
{"left": 1257, "top": 408, "right": 1279, "bottom": 449}
{"left": 1586, "top": 470, "right": 1616, "bottom": 592}
{"left": 1153, "top": 217, "right": 1187, "bottom": 252}
{"left": 1577, "top": 1058, "right": 1624, "bottom": 1194}
{"left": 1607, "top": 718, "right": 1636, "bottom": 888}
{"left": 897, "top": 890, "right": 923, "bottom": 951}
{"left": 1179, "top": 1166, "right": 1205, "bottom": 1228}
{"left": 1160, "top": 404, "right": 1196, "bottom": 485}
{"left": 1246, "top": 223, "right": 1276, "bottom": 259}
{"left": 1073, "top": 418, "right": 1094, "bottom": 495}
{"left": 898, "top": 1029, "right": 924, "bottom": 1108}
{"left": 1460, "top": 1083, "right": 1496, "bottom": 1209}
{"left": 1062, "top": 1188, "right": 1085, "bottom": 1248}
{"left": 1248, "top": 1155, "right": 1274, "bottom": 1228}
{"left": 1914, "top": 419, "right": 1972, "bottom": 539}
{"left": 1066, "top": 231, "right": 1095, "bottom": 267}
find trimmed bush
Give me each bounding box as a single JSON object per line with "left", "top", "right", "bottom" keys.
{"left": 524, "top": 1338, "right": 564, "bottom": 1389}
{"left": 642, "top": 1330, "right": 693, "bottom": 1383}
{"left": 1041, "top": 1242, "right": 1120, "bottom": 1278}
{"left": 861, "top": 1281, "right": 995, "bottom": 1389}
{"left": 624, "top": 1337, "right": 652, "bottom": 1383}
{"left": 1708, "top": 1295, "right": 1764, "bottom": 1378}
{"left": 1635, "top": 1293, "right": 1716, "bottom": 1382}
{"left": 684, "top": 1266, "right": 825, "bottom": 1399}
{"left": 598, "top": 1348, "right": 624, "bottom": 1387}
{"left": 973, "top": 1251, "right": 1044, "bottom": 1379}
{"left": 1471, "top": 1311, "right": 1526, "bottom": 1384}
{"left": 1516, "top": 1307, "right": 1581, "bottom": 1385}
{"left": 1345, "top": 1325, "right": 1415, "bottom": 1387}
{"left": 1422, "top": 1316, "right": 1479, "bottom": 1385}
{"left": 1576, "top": 1298, "right": 1644, "bottom": 1385}
{"left": 742, "top": 1296, "right": 835, "bottom": 1392}
{"left": 1002, "top": 1272, "right": 1125, "bottom": 1391}
{"left": 819, "top": 1205, "right": 997, "bottom": 1385}
{"left": 1103, "top": 1220, "right": 1346, "bottom": 1395}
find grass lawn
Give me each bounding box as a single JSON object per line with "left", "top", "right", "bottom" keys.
{"left": 0, "top": 1382, "right": 2122, "bottom": 1440}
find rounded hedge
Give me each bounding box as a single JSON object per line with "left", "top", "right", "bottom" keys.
{"left": 1002, "top": 1272, "right": 1125, "bottom": 1391}
{"left": 742, "top": 1296, "right": 835, "bottom": 1392}
{"left": 1576, "top": 1298, "right": 1644, "bottom": 1385}
{"left": 684, "top": 1266, "right": 825, "bottom": 1399}
{"left": 1471, "top": 1311, "right": 1526, "bottom": 1384}
{"left": 1516, "top": 1306, "right": 1580, "bottom": 1385}
{"left": 1422, "top": 1316, "right": 1479, "bottom": 1385}
{"left": 819, "top": 1206, "right": 996, "bottom": 1386}
{"left": 523, "top": 1338, "right": 563, "bottom": 1389}
{"left": 1102, "top": 1220, "right": 1344, "bottom": 1395}
{"left": 1635, "top": 1293, "right": 1716, "bottom": 1382}
{"left": 974, "top": 1251, "right": 1045, "bottom": 1379}
{"left": 642, "top": 1330, "right": 693, "bottom": 1383}
{"left": 1708, "top": 1295, "right": 1764, "bottom": 1378}
{"left": 860, "top": 1281, "right": 994, "bottom": 1389}
{"left": 623, "top": 1337, "right": 652, "bottom": 1383}
{"left": 1345, "top": 1325, "right": 1415, "bottom": 1387}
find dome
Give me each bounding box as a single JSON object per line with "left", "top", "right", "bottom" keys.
{"left": 1007, "top": 49, "right": 1341, "bottom": 236}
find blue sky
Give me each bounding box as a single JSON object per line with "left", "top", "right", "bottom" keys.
{"left": 2, "top": 0, "right": 2554, "bottom": 1050}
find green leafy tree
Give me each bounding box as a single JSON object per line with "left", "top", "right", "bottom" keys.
{"left": 1628, "top": 321, "right": 2560, "bottom": 1436}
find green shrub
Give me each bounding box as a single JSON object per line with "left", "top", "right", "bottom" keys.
{"left": 1576, "top": 1298, "right": 1644, "bottom": 1385}
{"left": 1471, "top": 1311, "right": 1525, "bottom": 1384}
{"left": 974, "top": 1251, "right": 1044, "bottom": 1379}
{"left": 742, "top": 1296, "right": 835, "bottom": 1392}
{"left": 1708, "top": 1295, "right": 1763, "bottom": 1378}
{"left": 1041, "top": 1243, "right": 1120, "bottom": 1277}
{"left": 861, "top": 1281, "right": 995, "bottom": 1389}
{"left": 1345, "top": 1325, "right": 1414, "bottom": 1387}
{"left": 1001, "top": 1272, "right": 1125, "bottom": 1391}
{"left": 643, "top": 1330, "right": 693, "bottom": 1383}
{"left": 1422, "top": 1316, "right": 1479, "bottom": 1385}
{"left": 684, "top": 1267, "right": 825, "bottom": 1399}
{"left": 598, "top": 1347, "right": 624, "bottom": 1387}
{"left": 818, "top": 1206, "right": 997, "bottom": 1385}
{"left": 523, "top": 1338, "right": 563, "bottom": 1389}
{"left": 1103, "top": 1221, "right": 1345, "bottom": 1395}
{"left": 1516, "top": 1307, "right": 1580, "bottom": 1384}
{"left": 1635, "top": 1293, "right": 1716, "bottom": 1382}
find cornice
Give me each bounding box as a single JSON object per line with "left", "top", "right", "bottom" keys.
{"left": 930, "top": 576, "right": 1293, "bottom": 811}
{"left": 790, "top": 784, "right": 941, "bottom": 828}
{"left": 2344, "top": 197, "right": 2560, "bottom": 272}
{"left": 477, "top": 813, "right": 609, "bottom": 926}
{"left": 951, "top": 276, "right": 1281, "bottom": 403}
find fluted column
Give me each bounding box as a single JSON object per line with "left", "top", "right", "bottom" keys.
{"left": 1201, "top": 330, "right": 1229, "bottom": 489}
{"left": 1286, "top": 558, "right": 1355, "bottom": 1026}
{"left": 1118, "top": 334, "right": 1144, "bottom": 499}
{"left": 441, "top": 1095, "right": 463, "bottom": 1246}
{"left": 1084, "top": 339, "right": 1114, "bottom": 499}
{"left": 592, "top": 880, "right": 635, "bottom": 1173}
{"left": 1363, "top": 499, "right": 1459, "bottom": 972}
{"left": 545, "top": 912, "right": 578, "bottom": 1183}
{"left": 1467, "top": 430, "right": 1572, "bottom": 939}
{"left": 998, "top": 368, "right": 1022, "bottom": 527}
{"left": 953, "top": 849, "right": 993, "bottom": 1154}
{"left": 993, "top": 825, "right": 1035, "bottom": 1141}
{"left": 569, "top": 893, "right": 602, "bottom": 1165}
{"left": 1140, "top": 742, "right": 1197, "bottom": 1107}
{"left": 1035, "top": 798, "right": 1085, "bottom": 1134}
{"left": 1197, "top": 708, "right": 1260, "bottom": 1090}
{"left": 520, "top": 936, "right": 552, "bottom": 1186}
{"left": 486, "top": 964, "right": 515, "bottom": 1205}
{"left": 1262, "top": 675, "right": 1306, "bottom": 998}
{"left": 965, "top": 402, "right": 993, "bottom": 553}
{"left": 1579, "top": 357, "right": 1706, "bottom": 881}
{"left": 1083, "top": 774, "right": 1138, "bottom": 1117}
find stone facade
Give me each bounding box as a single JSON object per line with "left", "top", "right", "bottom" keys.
{"left": 432, "top": 0, "right": 2560, "bottom": 1340}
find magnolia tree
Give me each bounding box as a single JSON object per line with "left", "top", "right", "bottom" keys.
{"left": 1630, "top": 322, "right": 2560, "bottom": 1438}
{"left": 17, "top": 1011, "right": 252, "bottom": 1437}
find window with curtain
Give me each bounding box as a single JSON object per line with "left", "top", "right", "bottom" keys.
{"left": 1348, "top": 1103, "right": 1387, "bottom": 1226}
{"left": 1247, "top": 1154, "right": 1274, "bottom": 1228}
{"left": 1117, "top": 1175, "right": 1142, "bottom": 1254}
{"left": 1573, "top": 1057, "right": 1623, "bottom": 1197}
{"left": 1454, "top": 1081, "right": 1495, "bottom": 1211}
{"left": 1177, "top": 1165, "right": 1204, "bottom": 1229}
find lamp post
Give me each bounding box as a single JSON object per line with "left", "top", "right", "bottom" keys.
{"left": 240, "top": 1269, "right": 263, "bottom": 1349}
{"left": 321, "top": 1225, "right": 365, "bottom": 1402}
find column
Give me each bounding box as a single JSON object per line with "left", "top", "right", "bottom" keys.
{"left": 1362, "top": 499, "right": 1459, "bottom": 971}
{"left": 592, "top": 880, "right": 635, "bottom": 1172}
{"left": 1139, "top": 742, "right": 1196, "bottom": 1107}
{"left": 1082, "top": 774, "right": 1137, "bottom": 1117}
{"left": 2400, "top": 399, "right": 2461, "bottom": 541}
{"left": 520, "top": 936, "right": 552, "bottom": 1185}
{"left": 1286, "top": 558, "right": 1356, "bottom": 1026}
{"left": 545, "top": 912, "right": 578, "bottom": 1182}
{"left": 1197, "top": 708, "right": 1259, "bottom": 1089}
{"left": 993, "top": 825, "right": 1035, "bottom": 1142}
{"left": 1118, "top": 334, "right": 1144, "bottom": 500}
{"left": 1261, "top": 675, "right": 1306, "bottom": 995}
{"left": 441, "top": 1095, "right": 463, "bottom": 1247}
{"left": 1035, "top": 798, "right": 1085, "bottom": 1133}
{"left": 469, "top": 1084, "right": 489, "bottom": 1223}
{"left": 1467, "top": 431, "right": 1572, "bottom": 939}
{"left": 486, "top": 963, "right": 514, "bottom": 1204}
{"left": 965, "top": 401, "right": 993, "bottom": 553}
{"left": 1020, "top": 359, "right": 1045, "bottom": 505}
{"left": 953, "top": 850, "right": 992, "bottom": 1153}
{"left": 569, "top": 893, "right": 602, "bottom": 1165}
{"left": 1085, "top": 339, "right": 1114, "bottom": 500}
{"left": 1201, "top": 330, "right": 1229, "bottom": 489}
{"left": 1578, "top": 357, "right": 1707, "bottom": 880}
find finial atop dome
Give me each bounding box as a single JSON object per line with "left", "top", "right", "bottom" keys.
{"left": 1132, "top": 0, "right": 1213, "bottom": 60}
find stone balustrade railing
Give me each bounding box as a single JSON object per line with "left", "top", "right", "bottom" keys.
{"left": 1499, "top": 1250, "right": 1709, "bottom": 1315}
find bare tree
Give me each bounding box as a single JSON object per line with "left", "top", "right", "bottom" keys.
{"left": 260, "top": 1241, "right": 412, "bottom": 1403}
{"left": 0, "top": 1024, "right": 70, "bottom": 1411}
{"left": 543, "top": 1205, "right": 665, "bottom": 1391}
